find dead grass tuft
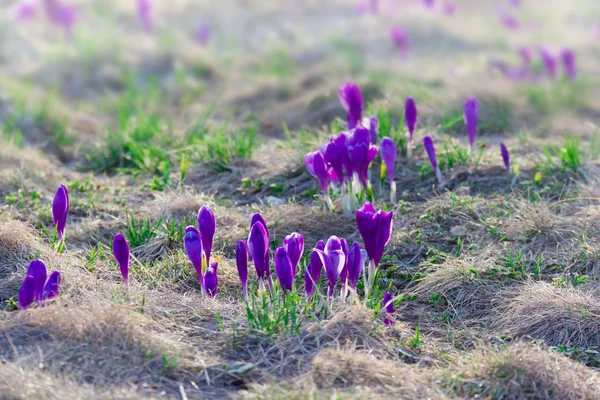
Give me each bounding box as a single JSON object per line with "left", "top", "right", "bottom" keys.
{"left": 498, "top": 282, "right": 600, "bottom": 348}
{"left": 444, "top": 342, "right": 600, "bottom": 400}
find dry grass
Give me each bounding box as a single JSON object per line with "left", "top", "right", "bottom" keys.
{"left": 498, "top": 282, "right": 600, "bottom": 348}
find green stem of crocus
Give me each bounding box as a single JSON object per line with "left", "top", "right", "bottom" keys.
{"left": 390, "top": 181, "right": 397, "bottom": 203}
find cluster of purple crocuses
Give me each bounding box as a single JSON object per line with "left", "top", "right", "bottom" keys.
{"left": 183, "top": 206, "right": 219, "bottom": 296}
{"left": 492, "top": 46, "right": 577, "bottom": 82}
{"left": 235, "top": 202, "right": 393, "bottom": 304}
{"left": 18, "top": 260, "right": 61, "bottom": 309}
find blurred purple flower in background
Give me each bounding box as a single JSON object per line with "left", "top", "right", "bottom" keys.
{"left": 464, "top": 97, "right": 478, "bottom": 152}
{"left": 500, "top": 142, "right": 510, "bottom": 172}
{"left": 248, "top": 216, "right": 270, "bottom": 294}
{"left": 113, "top": 233, "right": 130, "bottom": 286}
{"left": 44, "top": 0, "right": 76, "bottom": 41}
{"left": 540, "top": 47, "right": 558, "bottom": 78}
{"left": 19, "top": 259, "right": 61, "bottom": 309}
{"left": 197, "top": 206, "right": 216, "bottom": 266}
{"left": 390, "top": 27, "right": 408, "bottom": 57}
{"left": 137, "top": 0, "right": 152, "bottom": 34}
{"left": 283, "top": 233, "right": 304, "bottom": 276}
{"left": 18, "top": 276, "right": 35, "bottom": 310}
{"left": 304, "top": 241, "right": 324, "bottom": 298}
{"left": 52, "top": 184, "right": 69, "bottom": 240}
{"left": 362, "top": 116, "right": 378, "bottom": 144}
{"left": 184, "top": 226, "right": 205, "bottom": 293}
{"left": 195, "top": 23, "right": 211, "bottom": 46}
{"left": 423, "top": 0, "right": 436, "bottom": 9}
{"left": 423, "top": 136, "right": 443, "bottom": 185}
{"left": 339, "top": 82, "right": 364, "bottom": 130}
{"left": 405, "top": 97, "right": 417, "bottom": 157}
{"left": 204, "top": 262, "right": 218, "bottom": 297}
{"left": 305, "top": 150, "right": 334, "bottom": 210}
{"left": 561, "top": 49, "right": 577, "bottom": 81}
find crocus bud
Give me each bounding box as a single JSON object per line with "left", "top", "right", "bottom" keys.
{"left": 184, "top": 226, "right": 204, "bottom": 291}
{"left": 332, "top": 132, "right": 353, "bottom": 180}
{"left": 338, "top": 82, "right": 364, "bottom": 130}
{"left": 315, "top": 236, "right": 346, "bottom": 297}
{"left": 382, "top": 292, "right": 394, "bottom": 326}
{"left": 540, "top": 47, "right": 557, "bottom": 79}
{"left": 137, "top": 0, "right": 152, "bottom": 34}
{"left": 10, "top": 0, "right": 38, "bottom": 21}
{"left": 274, "top": 247, "right": 294, "bottom": 292}
{"left": 380, "top": 137, "right": 396, "bottom": 182}
{"left": 43, "top": 271, "right": 61, "bottom": 301}
{"left": 324, "top": 141, "right": 344, "bottom": 186}
{"left": 113, "top": 233, "right": 130, "bottom": 286}
{"left": 195, "top": 22, "right": 210, "bottom": 46}
{"left": 500, "top": 142, "right": 510, "bottom": 172}
{"left": 236, "top": 241, "right": 248, "bottom": 300}
{"left": 197, "top": 206, "right": 216, "bottom": 266}
{"left": 305, "top": 150, "right": 333, "bottom": 209}
{"left": 464, "top": 97, "right": 478, "bottom": 152}
{"left": 355, "top": 203, "right": 393, "bottom": 269}
{"left": 561, "top": 49, "right": 577, "bottom": 81}
{"left": 204, "top": 262, "right": 218, "bottom": 297}
{"left": 423, "top": 136, "right": 443, "bottom": 185}
{"left": 250, "top": 213, "right": 269, "bottom": 237}
{"left": 44, "top": 0, "right": 76, "bottom": 41}
{"left": 405, "top": 97, "right": 417, "bottom": 144}
{"left": 26, "top": 259, "right": 47, "bottom": 304}
{"left": 305, "top": 249, "right": 323, "bottom": 298}
{"left": 283, "top": 233, "right": 304, "bottom": 276}
{"left": 389, "top": 27, "right": 408, "bottom": 57}
{"left": 248, "top": 220, "right": 269, "bottom": 284}
{"left": 347, "top": 242, "right": 366, "bottom": 290}
{"left": 18, "top": 276, "right": 35, "bottom": 310}
{"left": 52, "top": 184, "right": 69, "bottom": 240}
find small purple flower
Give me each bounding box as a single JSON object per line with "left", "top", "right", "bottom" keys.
{"left": 500, "top": 142, "right": 510, "bottom": 172}
{"left": 52, "top": 184, "right": 69, "bottom": 240}
{"left": 18, "top": 276, "right": 35, "bottom": 310}
{"left": 44, "top": 0, "right": 76, "bottom": 41}
{"left": 304, "top": 246, "right": 324, "bottom": 298}
{"left": 380, "top": 137, "right": 396, "bottom": 183}
{"left": 338, "top": 82, "right": 364, "bottom": 130}
{"left": 113, "top": 233, "right": 130, "bottom": 286}
{"left": 195, "top": 23, "right": 210, "bottom": 46}
{"left": 405, "top": 97, "right": 418, "bottom": 143}
{"left": 184, "top": 226, "right": 205, "bottom": 291}
{"left": 332, "top": 132, "right": 353, "bottom": 180}
{"left": 362, "top": 116, "right": 379, "bottom": 145}
{"left": 561, "top": 49, "right": 577, "bottom": 81}
{"left": 137, "top": 0, "right": 152, "bottom": 34}
{"left": 248, "top": 219, "right": 269, "bottom": 285}
{"left": 274, "top": 247, "right": 294, "bottom": 292}
{"left": 382, "top": 292, "right": 394, "bottom": 326}
{"left": 324, "top": 141, "right": 345, "bottom": 186}
{"left": 305, "top": 150, "right": 333, "bottom": 208}
{"left": 283, "top": 233, "right": 304, "bottom": 276}
{"left": 204, "top": 262, "right": 218, "bottom": 297}
{"left": 236, "top": 241, "right": 248, "bottom": 300}
{"left": 348, "top": 127, "right": 378, "bottom": 187}
{"left": 26, "top": 259, "right": 47, "bottom": 304}
{"left": 197, "top": 206, "right": 216, "bottom": 266}
{"left": 389, "top": 27, "right": 408, "bottom": 57}
{"left": 43, "top": 271, "right": 61, "bottom": 301}
{"left": 10, "top": 0, "right": 38, "bottom": 21}
{"left": 464, "top": 97, "right": 478, "bottom": 152}
{"left": 540, "top": 47, "right": 557, "bottom": 79}
{"left": 423, "top": 136, "right": 443, "bottom": 184}
{"left": 314, "top": 236, "right": 346, "bottom": 297}
{"left": 339, "top": 238, "right": 350, "bottom": 289}
{"left": 355, "top": 203, "right": 393, "bottom": 270}
{"left": 443, "top": 0, "right": 455, "bottom": 14}
{"left": 250, "top": 213, "right": 269, "bottom": 237}
{"left": 346, "top": 241, "right": 367, "bottom": 290}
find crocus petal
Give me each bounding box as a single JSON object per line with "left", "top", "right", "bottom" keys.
{"left": 113, "top": 233, "right": 130, "bottom": 286}
{"left": 184, "top": 226, "right": 204, "bottom": 283}
{"left": 350, "top": 126, "right": 371, "bottom": 147}
{"left": 540, "top": 47, "right": 557, "bottom": 78}
{"left": 236, "top": 240, "right": 248, "bottom": 287}
{"left": 274, "top": 247, "right": 294, "bottom": 292}
{"left": 380, "top": 137, "right": 397, "bottom": 182}
{"left": 10, "top": 1, "right": 38, "bottom": 21}
{"left": 362, "top": 116, "right": 379, "bottom": 144}
{"left": 324, "top": 142, "right": 344, "bottom": 186}
{"left": 463, "top": 98, "right": 478, "bottom": 150}
{"left": 195, "top": 23, "right": 210, "bottom": 46}
{"left": 338, "top": 82, "right": 364, "bottom": 130}
{"left": 43, "top": 270, "right": 61, "bottom": 301}
{"left": 405, "top": 97, "right": 417, "bottom": 139}
{"left": 26, "top": 259, "right": 47, "bottom": 304}
{"left": 248, "top": 220, "right": 269, "bottom": 280}
{"left": 339, "top": 238, "right": 349, "bottom": 284}
{"left": 283, "top": 233, "right": 304, "bottom": 276}
{"left": 561, "top": 49, "right": 577, "bottom": 81}
{"left": 347, "top": 242, "right": 364, "bottom": 289}
{"left": 423, "top": 136, "right": 438, "bottom": 171}
{"left": 374, "top": 210, "right": 394, "bottom": 266}
{"left": 519, "top": 46, "right": 531, "bottom": 67}
{"left": 204, "top": 263, "right": 218, "bottom": 297}
{"left": 137, "top": 0, "right": 152, "bottom": 33}
{"left": 310, "top": 151, "right": 330, "bottom": 195}
{"left": 52, "top": 184, "right": 69, "bottom": 240}
{"left": 18, "top": 276, "right": 35, "bottom": 310}
{"left": 383, "top": 291, "right": 394, "bottom": 326}
{"left": 197, "top": 206, "right": 216, "bottom": 266}
{"left": 305, "top": 249, "right": 324, "bottom": 297}
{"left": 500, "top": 142, "right": 510, "bottom": 171}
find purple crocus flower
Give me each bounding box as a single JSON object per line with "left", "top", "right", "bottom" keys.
{"left": 305, "top": 150, "right": 333, "bottom": 209}
{"left": 113, "top": 233, "right": 130, "bottom": 286}
{"left": 197, "top": 206, "right": 216, "bottom": 266}
{"left": 405, "top": 97, "right": 417, "bottom": 155}
{"left": 464, "top": 98, "right": 478, "bottom": 152}
{"left": 540, "top": 47, "right": 557, "bottom": 79}
{"left": 26, "top": 259, "right": 47, "bottom": 304}
{"left": 355, "top": 202, "right": 393, "bottom": 270}
{"left": 314, "top": 236, "right": 346, "bottom": 298}
{"left": 10, "top": 0, "right": 38, "bottom": 21}
{"left": 52, "top": 184, "right": 69, "bottom": 240}
{"left": 389, "top": 27, "right": 408, "bottom": 57}
{"left": 362, "top": 116, "right": 379, "bottom": 144}
{"left": 382, "top": 292, "right": 394, "bottom": 326}
{"left": 204, "top": 262, "right": 218, "bottom": 297}
{"left": 348, "top": 126, "right": 378, "bottom": 187}
{"left": 274, "top": 247, "right": 294, "bottom": 292}
{"left": 304, "top": 244, "right": 324, "bottom": 298}
{"left": 423, "top": 0, "right": 435, "bottom": 8}
{"left": 43, "top": 271, "right": 61, "bottom": 300}
{"left": 347, "top": 241, "right": 367, "bottom": 290}
{"left": 500, "top": 142, "right": 510, "bottom": 172}
{"left": 338, "top": 238, "right": 350, "bottom": 299}
{"left": 561, "top": 49, "right": 577, "bottom": 81}
{"left": 44, "top": 0, "right": 76, "bottom": 41}
{"left": 423, "top": 136, "right": 443, "bottom": 185}
{"left": 236, "top": 241, "right": 248, "bottom": 301}
{"left": 332, "top": 132, "right": 353, "bottom": 180}
{"left": 248, "top": 219, "right": 269, "bottom": 293}
{"left": 195, "top": 23, "right": 210, "bottom": 46}
{"left": 499, "top": 13, "right": 519, "bottom": 30}
{"left": 338, "top": 82, "right": 364, "bottom": 130}
{"left": 184, "top": 226, "right": 205, "bottom": 292}
{"left": 18, "top": 276, "right": 35, "bottom": 310}
{"left": 283, "top": 233, "right": 304, "bottom": 276}
{"left": 324, "top": 141, "right": 345, "bottom": 186}
{"left": 137, "top": 0, "right": 152, "bottom": 34}
{"left": 380, "top": 137, "right": 397, "bottom": 203}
